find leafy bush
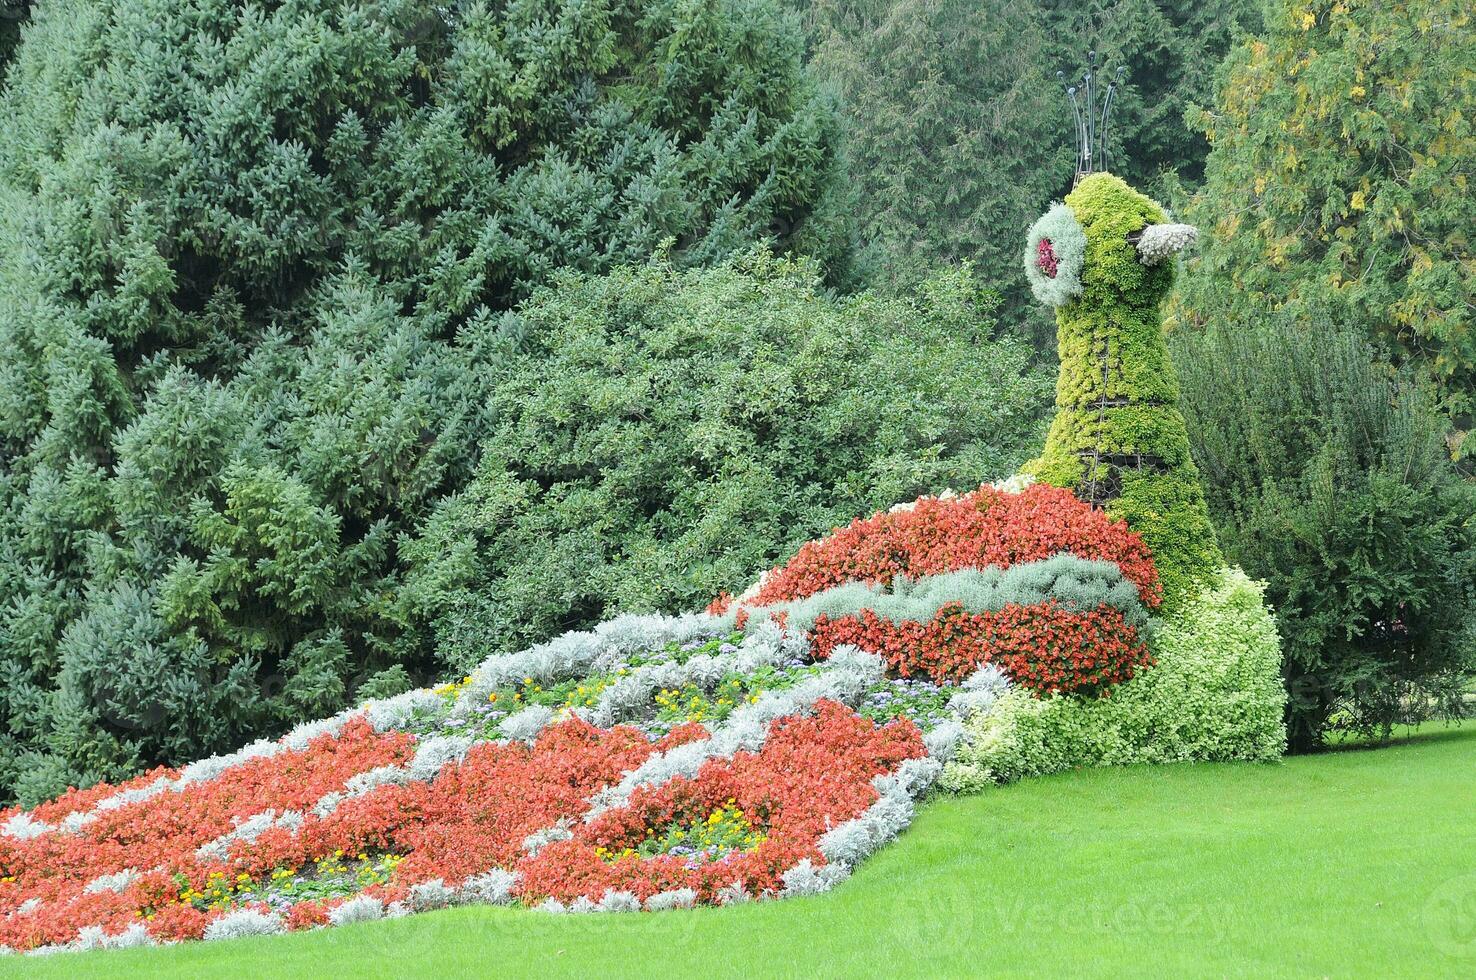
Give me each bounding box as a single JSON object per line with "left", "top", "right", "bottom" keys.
{"left": 1175, "top": 0, "right": 1476, "bottom": 421}
{"left": 939, "top": 568, "right": 1286, "bottom": 790}
{"left": 0, "top": 0, "right": 853, "bottom": 804}
{"left": 1173, "top": 315, "right": 1476, "bottom": 751}
{"left": 399, "top": 253, "right": 1051, "bottom": 669}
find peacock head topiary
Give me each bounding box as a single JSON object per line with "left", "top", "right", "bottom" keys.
{"left": 1024, "top": 173, "right": 1198, "bottom": 311}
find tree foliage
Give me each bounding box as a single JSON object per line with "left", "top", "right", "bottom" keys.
{"left": 1173, "top": 314, "right": 1476, "bottom": 752}
{"left": 0, "top": 0, "right": 855, "bottom": 804}
{"left": 1053, "top": 0, "right": 1263, "bottom": 190}
{"left": 792, "top": 0, "right": 1259, "bottom": 324}
{"left": 1175, "top": 0, "right": 1476, "bottom": 422}
{"left": 795, "top": 0, "right": 1067, "bottom": 304}
{"left": 400, "top": 251, "right": 1052, "bottom": 670}
{"left": 0, "top": 1, "right": 27, "bottom": 75}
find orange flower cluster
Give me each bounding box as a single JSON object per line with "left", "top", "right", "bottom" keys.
{"left": 0, "top": 720, "right": 416, "bottom": 949}
{"left": 809, "top": 601, "right": 1153, "bottom": 695}
{"left": 752, "top": 483, "right": 1162, "bottom": 609}
{"left": 515, "top": 701, "right": 924, "bottom": 903}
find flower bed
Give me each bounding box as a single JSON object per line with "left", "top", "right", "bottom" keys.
{"left": 728, "top": 484, "right": 1159, "bottom": 694}
{"left": 0, "top": 614, "right": 941, "bottom": 953}
{"left": 0, "top": 720, "right": 417, "bottom": 949}
{"left": 748, "top": 483, "right": 1161, "bottom": 609}
{"left": 0, "top": 480, "right": 1188, "bottom": 956}
{"left": 809, "top": 601, "right": 1152, "bottom": 694}
{"left": 517, "top": 702, "right": 923, "bottom": 904}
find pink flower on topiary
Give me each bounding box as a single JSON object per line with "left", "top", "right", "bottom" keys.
{"left": 1036, "top": 237, "right": 1059, "bottom": 278}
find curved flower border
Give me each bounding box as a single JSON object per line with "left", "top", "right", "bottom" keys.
{"left": 0, "top": 478, "right": 1163, "bottom": 957}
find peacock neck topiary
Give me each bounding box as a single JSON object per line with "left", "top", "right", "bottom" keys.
{"left": 1022, "top": 172, "right": 1222, "bottom": 611}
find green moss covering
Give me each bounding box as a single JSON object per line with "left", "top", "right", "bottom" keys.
{"left": 1023, "top": 173, "right": 1221, "bottom": 610}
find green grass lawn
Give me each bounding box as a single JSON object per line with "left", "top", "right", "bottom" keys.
{"left": 12, "top": 725, "right": 1475, "bottom": 979}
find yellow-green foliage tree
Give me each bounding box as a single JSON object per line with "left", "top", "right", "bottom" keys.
{"left": 1175, "top": 0, "right": 1476, "bottom": 425}
{"left": 1023, "top": 174, "right": 1222, "bottom": 610}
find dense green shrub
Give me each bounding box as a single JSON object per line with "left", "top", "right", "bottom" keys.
{"left": 940, "top": 568, "right": 1285, "bottom": 790}
{"left": 399, "top": 252, "right": 1052, "bottom": 669}
{"left": 1173, "top": 315, "right": 1476, "bottom": 752}
{"left": 0, "top": 0, "right": 853, "bottom": 804}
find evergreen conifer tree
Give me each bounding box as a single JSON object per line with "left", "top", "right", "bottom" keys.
{"left": 0, "top": 0, "right": 852, "bottom": 803}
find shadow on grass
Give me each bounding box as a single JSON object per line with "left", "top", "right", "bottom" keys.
{"left": 1321, "top": 720, "right": 1472, "bottom": 753}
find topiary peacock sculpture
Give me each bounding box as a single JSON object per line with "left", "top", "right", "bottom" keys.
{"left": 1009, "top": 54, "right": 1226, "bottom": 612}
{"left": 0, "top": 63, "right": 1285, "bottom": 957}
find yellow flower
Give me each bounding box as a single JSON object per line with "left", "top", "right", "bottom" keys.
{"left": 1350, "top": 85, "right": 1366, "bottom": 99}
{"left": 1300, "top": 11, "right": 1315, "bottom": 30}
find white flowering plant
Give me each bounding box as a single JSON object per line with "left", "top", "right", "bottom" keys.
{"left": 1023, "top": 203, "right": 1088, "bottom": 307}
